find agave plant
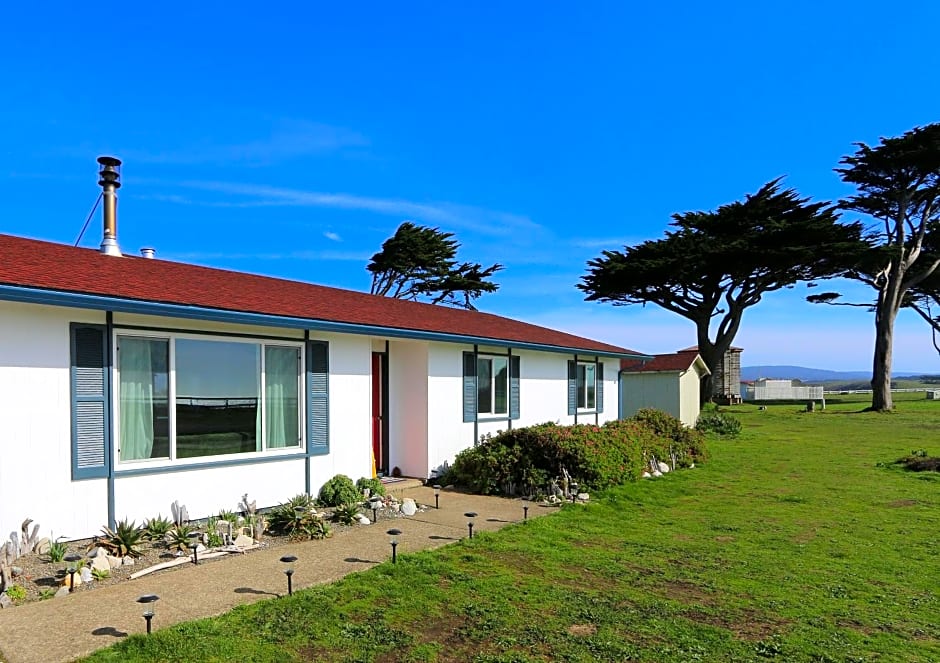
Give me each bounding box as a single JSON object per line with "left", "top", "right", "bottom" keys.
{"left": 96, "top": 519, "right": 144, "bottom": 558}
{"left": 266, "top": 501, "right": 331, "bottom": 540}
{"left": 143, "top": 515, "right": 173, "bottom": 542}
{"left": 166, "top": 523, "right": 198, "bottom": 552}
{"left": 331, "top": 502, "right": 361, "bottom": 525}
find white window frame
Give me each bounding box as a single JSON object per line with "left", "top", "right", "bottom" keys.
{"left": 576, "top": 361, "right": 597, "bottom": 412}
{"left": 476, "top": 355, "right": 509, "bottom": 416}
{"left": 113, "top": 330, "right": 305, "bottom": 468}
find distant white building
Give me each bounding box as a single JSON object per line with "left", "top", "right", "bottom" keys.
{"left": 742, "top": 378, "right": 824, "bottom": 403}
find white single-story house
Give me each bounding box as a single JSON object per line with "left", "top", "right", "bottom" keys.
{"left": 619, "top": 350, "right": 710, "bottom": 426}
{"left": 0, "top": 205, "right": 648, "bottom": 539}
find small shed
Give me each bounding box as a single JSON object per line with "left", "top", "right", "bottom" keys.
{"left": 680, "top": 345, "right": 743, "bottom": 403}
{"left": 620, "top": 350, "right": 710, "bottom": 426}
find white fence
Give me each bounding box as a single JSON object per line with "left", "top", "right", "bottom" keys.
{"left": 744, "top": 385, "right": 824, "bottom": 401}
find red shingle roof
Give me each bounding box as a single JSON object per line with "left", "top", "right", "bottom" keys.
{"left": 0, "top": 234, "right": 643, "bottom": 356}
{"left": 621, "top": 350, "right": 706, "bottom": 373}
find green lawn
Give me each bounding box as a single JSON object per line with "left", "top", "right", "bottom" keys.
{"left": 84, "top": 394, "right": 940, "bottom": 662}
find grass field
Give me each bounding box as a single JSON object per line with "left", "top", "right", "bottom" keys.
{"left": 83, "top": 394, "right": 939, "bottom": 662}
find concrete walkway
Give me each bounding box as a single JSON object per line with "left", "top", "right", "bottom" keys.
{"left": 0, "top": 487, "right": 543, "bottom": 663}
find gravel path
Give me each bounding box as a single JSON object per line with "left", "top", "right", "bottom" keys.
{"left": 0, "top": 487, "right": 544, "bottom": 663}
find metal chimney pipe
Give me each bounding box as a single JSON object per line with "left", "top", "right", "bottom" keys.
{"left": 97, "top": 156, "right": 123, "bottom": 256}
{"left": 140, "top": 247, "right": 155, "bottom": 259}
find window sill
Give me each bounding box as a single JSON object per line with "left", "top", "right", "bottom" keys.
{"left": 114, "top": 450, "right": 307, "bottom": 477}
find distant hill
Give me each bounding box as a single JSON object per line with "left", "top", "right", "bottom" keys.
{"left": 741, "top": 365, "right": 924, "bottom": 382}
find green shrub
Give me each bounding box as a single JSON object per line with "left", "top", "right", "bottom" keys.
{"left": 356, "top": 476, "right": 387, "bottom": 497}
{"left": 631, "top": 408, "right": 708, "bottom": 466}
{"left": 3, "top": 584, "right": 26, "bottom": 602}
{"left": 446, "top": 421, "right": 660, "bottom": 495}
{"left": 696, "top": 411, "right": 742, "bottom": 437}
{"left": 318, "top": 475, "right": 360, "bottom": 507}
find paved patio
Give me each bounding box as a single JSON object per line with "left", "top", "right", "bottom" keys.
{"left": 0, "top": 487, "right": 545, "bottom": 663}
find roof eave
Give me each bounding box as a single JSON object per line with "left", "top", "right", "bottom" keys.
{"left": 0, "top": 284, "right": 650, "bottom": 360}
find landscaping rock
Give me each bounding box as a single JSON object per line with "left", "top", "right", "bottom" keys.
{"left": 87, "top": 547, "right": 108, "bottom": 559}
{"left": 658, "top": 461, "right": 670, "bottom": 473}
{"left": 642, "top": 472, "right": 652, "bottom": 479}
{"left": 121, "top": 556, "right": 136, "bottom": 566}
{"left": 401, "top": 498, "right": 418, "bottom": 516}
{"left": 62, "top": 572, "right": 82, "bottom": 588}
{"left": 577, "top": 493, "right": 589, "bottom": 502}
{"left": 79, "top": 567, "right": 93, "bottom": 583}
{"left": 355, "top": 513, "right": 371, "bottom": 525}
{"left": 11, "top": 566, "right": 23, "bottom": 577}
{"left": 106, "top": 555, "right": 123, "bottom": 569}
{"left": 90, "top": 555, "right": 111, "bottom": 574}
{"left": 233, "top": 534, "right": 254, "bottom": 549}
{"left": 652, "top": 470, "right": 663, "bottom": 477}
{"left": 0, "top": 593, "right": 12, "bottom": 609}
{"left": 55, "top": 586, "right": 70, "bottom": 598}
{"left": 35, "top": 537, "right": 51, "bottom": 555}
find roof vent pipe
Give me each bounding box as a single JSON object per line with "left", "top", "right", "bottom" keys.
{"left": 140, "top": 247, "right": 155, "bottom": 259}
{"left": 97, "top": 156, "right": 123, "bottom": 256}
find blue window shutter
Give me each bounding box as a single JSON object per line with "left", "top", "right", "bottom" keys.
{"left": 596, "top": 361, "right": 604, "bottom": 413}
{"left": 567, "top": 360, "right": 577, "bottom": 416}
{"left": 306, "top": 340, "right": 329, "bottom": 455}
{"left": 509, "top": 355, "right": 521, "bottom": 420}
{"left": 462, "top": 352, "right": 477, "bottom": 422}
{"left": 71, "top": 323, "right": 110, "bottom": 480}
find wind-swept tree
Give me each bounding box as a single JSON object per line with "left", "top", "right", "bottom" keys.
{"left": 368, "top": 222, "right": 502, "bottom": 310}
{"left": 808, "top": 124, "right": 940, "bottom": 410}
{"left": 580, "top": 179, "right": 863, "bottom": 401}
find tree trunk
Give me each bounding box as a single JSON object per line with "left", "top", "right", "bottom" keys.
{"left": 696, "top": 324, "right": 720, "bottom": 405}
{"left": 870, "top": 301, "right": 897, "bottom": 411}
{"left": 871, "top": 273, "right": 903, "bottom": 411}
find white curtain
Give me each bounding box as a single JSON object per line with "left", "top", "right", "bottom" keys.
{"left": 265, "top": 346, "right": 299, "bottom": 448}
{"left": 119, "top": 338, "right": 155, "bottom": 461}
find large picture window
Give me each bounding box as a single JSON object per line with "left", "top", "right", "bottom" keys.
{"left": 117, "top": 334, "right": 302, "bottom": 463}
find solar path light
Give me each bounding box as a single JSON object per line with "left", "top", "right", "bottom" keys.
{"left": 433, "top": 484, "right": 442, "bottom": 509}
{"left": 464, "top": 512, "right": 478, "bottom": 539}
{"left": 136, "top": 594, "right": 160, "bottom": 634}
{"left": 188, "top": 531, "right": 202, "bottom": 564}
{"left": 64, "top": 553, "right": 81, "bottom": 593}
{"left": 387, "top": 528, "right": 401, "bottom": 563}
{"left": 280, "top": 555, "right": 298, "bottom": 596}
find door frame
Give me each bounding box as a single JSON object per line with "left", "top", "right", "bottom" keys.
{"left": 371, "top": 348, "right": 390, "bottom": 476}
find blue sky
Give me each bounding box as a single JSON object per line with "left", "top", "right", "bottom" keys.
{"left": 2, "top": 2, "right": 938, "bottom": 372}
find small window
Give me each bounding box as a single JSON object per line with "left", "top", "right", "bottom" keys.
{"left": 477, "top": 356, "right": 509, "bottom": 415}
{"left": 576, "top": 362, "right": 596, "bottom": 410}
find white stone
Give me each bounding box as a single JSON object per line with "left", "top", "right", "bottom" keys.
{"left": 106, "top": 555, "right": 123, "bottom": 569}
{"left": 355, "top": 514, "right": 371, "bottom": 525}
{"left": 121, "top": 556, "right": 136, "bottom": 566}
{"left": 0, "top": 593, "right": 13, "bottom": 608}
{"left": 652, "top": 470, "right": 663, "bottom": 477}
{"left": 642, "top": 472, "right": 651, "bottom": 479}
{"left": 690, "top": 463, "right": 696, "bottom": 469}
{"left": 577, "top": 493, "right": 589, "bottom": 501}
{"left": 79, "top": 567, "right": 93, "bottom": 583}
{"left": 55, "top": 586, "right": 70, "bottom": 598}
{"left": 91, "top": 555, "right": 111, "bottom": 573}
{"left": 658, "top": 461, "right": 670, "bottom": 473}
{"left": 233, "top": 534, "right": 254, "bottom": 549}
{"left": 87, "top": 546, "right": 109, "bottom": 559}
{"left": 35, "top": 537, "right": 51, "bottom": 555}
{"left": 401, "top": 498, "right": 418, "bottom": 516}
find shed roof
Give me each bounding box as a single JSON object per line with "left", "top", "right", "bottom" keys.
{"left": 621, "top": 350, "right": 710, "bottom": 375}
{"left": 0, "top": 233, "right": 646, "bottom": 357}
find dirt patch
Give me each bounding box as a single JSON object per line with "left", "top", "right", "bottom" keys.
{"left": 792, "top": 529, "right": 816, "bottom": 544}
{"left": 886, "top": 499, "right": 918, "bottom": 508}
{"left": 714, "top": 535, "right": 735, "bottom": 542}
{"left": 684, "top": 607, "right": 785, "bottom": 641}
{"left": 659, "top": 579, "right": 714, "bottom": 605}
{"left": 567, "top": 623, "right": 597, "bottom": 636}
